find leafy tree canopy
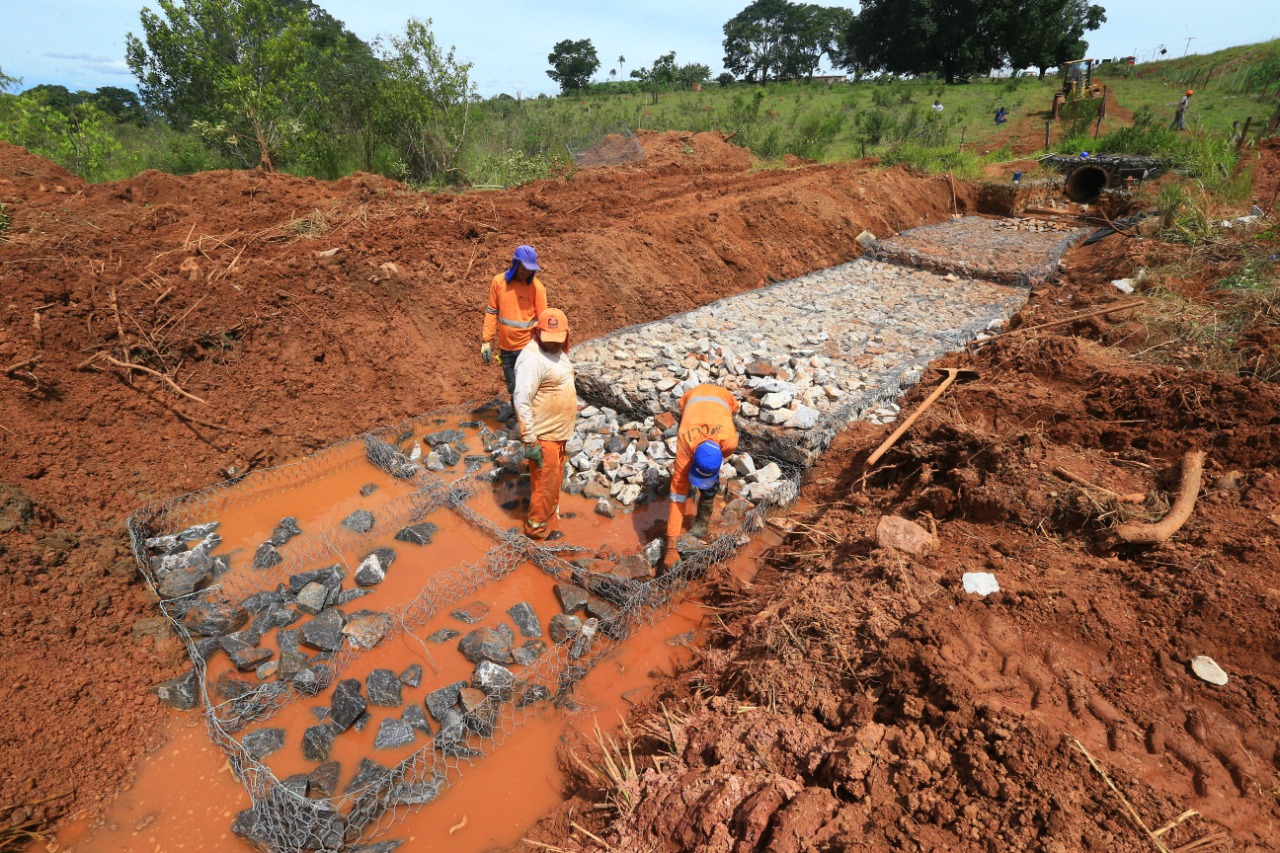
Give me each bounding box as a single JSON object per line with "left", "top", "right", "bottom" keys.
{"left": 723, "top": 0, "right": 850, "bottom": 82}
{"left": 546, "top": 39, "right": 600, "bottom": 93}
{"left": 1003, "top": 0, "right": 1106, "bottom": 77}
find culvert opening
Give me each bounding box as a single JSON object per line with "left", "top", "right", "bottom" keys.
{"left": 1064, "top": 164, "right": 1110, "bottom": 202}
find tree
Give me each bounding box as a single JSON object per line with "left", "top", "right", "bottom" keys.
{"left": 374, "top": 18, "right": 475, "bottom": 183}
{"left": 126, "top": 0, "right": 367, "bottom": 170}
{"left": 841, "top": 0, "right": 1008, "bottom": 84}
{"left": 1004, "top": 0, "right": 1106, "bottom": 78}
{"left": 0, "top": 90, "right": 120, "bottom": 180}
{"left": 87, "top": 86, "right": 148, "bottom": 125}
{"left": 546, "top": 39, "right": 600, "bottom": 93}
{"left": 0, "top": 66, "right": 19, "bottom": 93}
{"left": 723, "top": 0, "right": 848, "bottom": 82}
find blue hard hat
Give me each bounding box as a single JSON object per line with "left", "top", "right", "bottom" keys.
{"left": 505, "top": 245, "right": 541, "bottom": 281}
{"left": 689, "top": 441, "right": 723, "bottom": 490}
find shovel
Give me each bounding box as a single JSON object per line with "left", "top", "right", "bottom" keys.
{"left": 859, "top": 366, "right": 979, "bottom": 482}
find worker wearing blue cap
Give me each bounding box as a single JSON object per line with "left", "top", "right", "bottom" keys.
{"left": 663, "top": 384, "right": 740, "bottom": 571}
{"left": 481, "top": 245, "right": 548, "bottom": 403}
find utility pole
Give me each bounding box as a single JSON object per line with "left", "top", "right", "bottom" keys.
{"left": 1183, "top": 37, "right": 1195, "bottom": 56}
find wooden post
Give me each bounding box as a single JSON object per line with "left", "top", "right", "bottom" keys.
{"left": 861, "top": 140, "right": 866, "bottom": 158}
{"left": 1236, "top": 116, "right": 1253, "bottom": 152}
{"left": 1045, "top": 120, "right": 1052, "bottom": 150}
{"left": 959, "top": 126, "right": 967, "bottom": 152}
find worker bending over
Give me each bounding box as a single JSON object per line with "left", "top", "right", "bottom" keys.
{"left": 481, "top": 244, "right": 548, "bottom": 404}
{"left": 663, "top": 383, "right": 739, "bottom": 570}
{"left": 513, "top": 308, "right": 575, "bottom": 541}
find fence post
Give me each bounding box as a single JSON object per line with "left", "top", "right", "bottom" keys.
{"left": 959, "top": 126, "right": 967, "bottom": 152}
{"left": 1044, "top": 121, "right": 1051, "bottom": 151}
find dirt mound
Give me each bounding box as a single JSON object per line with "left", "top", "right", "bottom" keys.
{"left": 0, "top": 142, "right": 88, "bottom": 198}
{"left": 520, "top": 253, "right": 1280, "bottom": 850}
{"left": 635, "top": 129, "right": 756, "bottom": 172}
{"left": 0, "top": 144, "right": 987, "bottom": 832}
{"left": 1252, "top": 137, "right": 1280, "bottom": 208}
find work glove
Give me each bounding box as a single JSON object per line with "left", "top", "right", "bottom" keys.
{"left": 480, "top": 342, "right": 492, "bottom": 364}
{"left": 523, "top": 443, "right": 543, "bottom": 466}
{"left": 661, "top": 547, "right": 681, "bottom": 572}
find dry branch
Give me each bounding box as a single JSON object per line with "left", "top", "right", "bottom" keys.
{"left": 81, "top": 351, "right": 207, "bottom": 404}
{"left": 968, "top": 300, "right": 1144, "bottom": 352}
{"left": 4, "top": 355, "right": 41, "bottom": 377}
{"left": 1112, "top": 451, "right": 1205, "bottom": 546}
{"left": 1052, "top": 466, "right": 1146, "bottom": 504}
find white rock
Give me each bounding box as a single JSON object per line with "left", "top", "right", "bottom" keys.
{"left": 408, "top": 442, "right": 422, "bottom": 461}
{"left": 656, "top": 378, "right": 678, "bottom": 392}
{"left": 1111, "top": 278, "right": 1135, "bottom": 294}
{"left": 741, "top": 401, "right": 760, "bottom": 417}
{"left": 823, "top": 385, "right": 844, "bottom": 400}
{"left": 962, "top": 572, "right": 1000, "bottom": 596}
{"left": 753, "top": 462, "right": 782, "bottom": 485}
{"left": 571, "top": 452, "right": 593, "bottom": 471}
{"left": 1191, "top": 655, "right": 1229, "bottom": 686}
{"left": 731, "top": 453, "right": 756, "bottom": 476}
{"left": 580, "top": 406, "right": 599, "bottom": 418}
{"left": 617, "top": 484, "right": 643, "bottom": 506}
{"left": 760, "top": 391, "right": 793, "bottom": 410}
{"left": 785, "top": 406, "right": 820, "bottom": 430}
{"left": 759, "top": 408, "right": 790, "bottom": 425}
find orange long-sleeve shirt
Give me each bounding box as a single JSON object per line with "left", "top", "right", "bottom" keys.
{"left": 666, "top": 384, "right": 739, "bottom": 541}
{"left": 482, "top": 273, "right": 548, "bottom": 352}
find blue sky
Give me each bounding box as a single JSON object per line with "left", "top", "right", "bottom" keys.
{"left": 1, "top": 1, "right": 1276, "bottom": 98}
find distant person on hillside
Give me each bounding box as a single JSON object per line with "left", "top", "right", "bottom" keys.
{"left": 480, "top": 245, "right": 547, "bottom": 407}
{"left": 1170, "top": 90, "right": 1193, "bottom": 131}
{"left": 932, "top": 99, "right": 944, "bottom": 112}
{"left": 994, "top": 107, "right": 1008, "bottom": 125}
{"left": 514, "top": 308, "right": 575, "bottom": 541}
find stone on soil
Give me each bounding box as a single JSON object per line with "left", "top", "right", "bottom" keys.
{"left": 367, "top": 669, "right": 404, "bottom": 707}
{"left": 875, "top": 515, "right": 935, "bottom": 557}
{"left": 341, "top": 509, "right": 375, "bottom": 533}
{"left": 555, "top": 584, "right": 588, "bottom": 615}
{"left": 151, "top": 669, "right": 199, "bottom": 710}
{"left": 307, "top": 761, "right": 340, "bottom": 796}
{"left": 185, "top": 602, "right": 248, "bottom": 637}
{"left": 252, "top": 543, "right": 282, "bottom": 570}
{"left": 242, "top": 727, "right": 285, "bottom": 760}
{"left": 345, "top": 758, "right": 393, "bottom": 794}
{"left": 355, "top": 547, "right": 395, "bottom": 586}
{"left": 301, "top": 609, "right": 345, "bottom": 652}
{"left": 507, "top": 602, "right": 541, "bottom": 638}
{"left": 374, "top": 718, "right": 416, "bottom": 750}
{"left": 269, "top": 516, "right": 302, "bottom": 546}
{"left": 394, "top": 522, "right": 438, "bottom": 545}
{"left": 549, "top": 613, "right": 584, "bottom": 644}
{"left": 342, "top": 611, "right": 392, "bottom": 650}
{"left": 458, "top": 627, "right": 514, "bottom": 664}
{"left": 426, "top": 681, "right": 467, "bottom": 722}
{"left": 399, "top": 664, "right": 423, "bottom": 687}
{"left": 302, "top": 723, "right": 338, "bottom": 762}
{"left": 513, "top": 639, "right": 547, "bottom": 666}
{"left": 472, "top": 660, "right": 515, "bottom": 698}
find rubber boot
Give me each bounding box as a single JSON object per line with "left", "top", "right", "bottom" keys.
{"left": 689, "top": 493, "right": 715, "bottom": 539}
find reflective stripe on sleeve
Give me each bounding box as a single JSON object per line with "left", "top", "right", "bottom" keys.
{"left": 485, "top": 307, "right": 498, "bottom": 314}
{"left": 687, "top": 395, "right": 732, "bottom": 411}
{"left": 499, "top": 316, "right": 538, "bottom": 329}
{"left": 670, "top": 493, "right": 687, "bottom": 503}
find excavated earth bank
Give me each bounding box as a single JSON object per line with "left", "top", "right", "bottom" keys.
{"left": 2, "top": 133, "right": 1279, "bottom": 852}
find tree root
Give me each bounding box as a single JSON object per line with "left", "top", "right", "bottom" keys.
{"left": 1110, "top": 451, "right": 1206, "bottom": 546}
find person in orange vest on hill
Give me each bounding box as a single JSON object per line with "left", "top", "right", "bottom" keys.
{"left": 481, "top": 245, "right": 548, "bottom": 405}
{"left": 514, "top": 308, "right": 576, "bottom": 541}
{"left": 662, "top": 383, "right": 739, "bottom": 571}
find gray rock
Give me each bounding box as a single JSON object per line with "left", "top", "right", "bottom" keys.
{"left": 230, "top": 646, "right": 273, "bottom": 672}
{"left": 291, "top": 662, "right": 333, "bottom": 696}
{"left": 352, "top": 711, "right": 372, "bottom": 732}
{"left": 341, "top": 510, "right": 375, "bottom": 533}
{"left": 157, "top": 553, "right": 213, "bottom": 598}
{"left": 387, "top": 777, "right": 445, "bottom": 807}
{"left": 402, "top": 704, "right": 431, "bottom": 735}
{"left": 513, "top": 639, "right": 547, "bottom": 666}
{"left": 239, "top": 590, "right": 285, "bottom": 614}
{"left": 288, "top": 565, "right": 343, "bottom": 595}
{"left": 279, "top": 773, "right": 309, "bottom": 798}
{"left": 276, "top": 629, "right": 307, "bottom": 680}
{"left": 426, "top": 628, "right": 460, "bottom": 643}
{"left": 507, "top": 602, "right": 541, "bottom": 638}
{"left": 458, "top": 627, "right": 514, "bottom": 664}
{"left": 425, "top": 451, "right": 445, "bottom": 471}
{"left": 555, "top": 584, "right": 588, "bottom": 615}
{"left": 336, "top": 588, "right": 372, "bottom": 606}
{"left": 342, "top": 611, "right": 392, "bottom": 650}
{"left": 252, "top": 542, "right": 282, "bottom": 570}
{"left": 269, "top": 516, "right": 302, "bottom": 546}
{"left": 437, "top": 444, "right": 462, "bottom": 467}
{"left": 594, "top": 498, "right": 615, "bottom": 518}
{"left": 374, "top": 718, "right": 416, "bottom": 750}
{"left": 307, "top": 760, "right": 340, "bottom": 796}
{"left": 472, "top": 660, "right": 515, "bottom": 699}
{"left": 295, "top": 582, "right": 330, "bottom": 615}
{"left": 643, "top": 538, "right": 664, "bottom": 566}
{"left": 184, "top": 602, "right": 248, "bottom": 637}
{"left": 495, "top": 621, "right": 515, "bottom": 645}
{"left": 367, "top": 669, "right": 404, "bottom": 707}
{"left": 330, "top": 679, "right": 367, "bottom": 731}
{"left": 255, "top": 660, "right": 278, "bottom": 680}
{"left": 784, "top": 406, "right": 820, "bottom": 430}
{"left": 548, "top": 613, "right": 584, "bottom": 644}
{"left": 394, "top": 522, "right": 438, "bottom": 545}
{"left": 424, "top": 429, "right": 465, "bottom": 446}
{"left": 242, "top": 727, "right": 285, "bottom": 760}
{"left": 300, "top": 609, "right": 345, "bottom": 652}
{"left": 302, "top": 723, "right": 338, "bottom": 761}
{"left": 586, "top": 597, "right": 618, "bottom": 622}
{"left": 359, "top": 483, "right": 378, "bottom": 496}
{"left": 355, "top": 547, "right": 396, "bottom": 586}
{"left": 345, "top": 758, "right": 392, "bottom": 794}
{"left": 460, "top": 687, "right": 496, "bottom": 737}
{"left": 151, "top": 669, "right": 199, "bottom": 710}
{"left": 569, "top": 618, "right": 599, "bottom": 660}
{"left": 450, "top": 601, "right": 489, "bottom": 624}
{"left": 516, "top": 682, "right": 552, "bottom": 709}
{"left": 425, "top": 681, "right": 468, "bottom": 722}
{"left": 400, "top": 664, "right": 423, "bottom": 687}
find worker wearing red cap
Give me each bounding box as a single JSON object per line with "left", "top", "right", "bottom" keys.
{"left": 513, "top": 308, "right": 575, "bottom": 540}
{"left": 481, "top": 245, "right": 548, "bottom": 403}
{"left": 1171, "top": 90, "right": 1193, "bottom": 131}
{"left": 663, "top": 383, "right": 739, "bottom": 570}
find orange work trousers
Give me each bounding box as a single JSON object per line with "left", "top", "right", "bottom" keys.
{"left": 525, "top": 439, "right": 565, "bottom": 540}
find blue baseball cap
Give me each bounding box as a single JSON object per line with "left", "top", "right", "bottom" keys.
{"left": 505, "top": 244, "right": 541, "bottom": 281}
{"left": 689, "top": 441, "right": 723, "bottom": 490}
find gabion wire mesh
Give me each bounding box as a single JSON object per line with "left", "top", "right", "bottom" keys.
{"left": 127, "top": 402, "right": 790, "bottom": 853}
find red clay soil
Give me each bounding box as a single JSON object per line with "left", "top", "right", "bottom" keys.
{"left": 514, "top": 184, "right": 1280, "bottom": 847}
{"left": 0, "top": 130, "right": 978, "bottom": 835}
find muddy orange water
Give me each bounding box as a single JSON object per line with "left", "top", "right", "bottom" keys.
{"left": 52, "top": 414, "right": 763, "bottom": 852}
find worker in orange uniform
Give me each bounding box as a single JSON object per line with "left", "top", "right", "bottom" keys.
{"left": 481, "top": 245, "right": 548, "bottom": 404}
{"left": 662, "top": 383, "right": 739, "bottom": 570}
{"left": 513, "top": 309, "right": 576, "bottom": 541}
